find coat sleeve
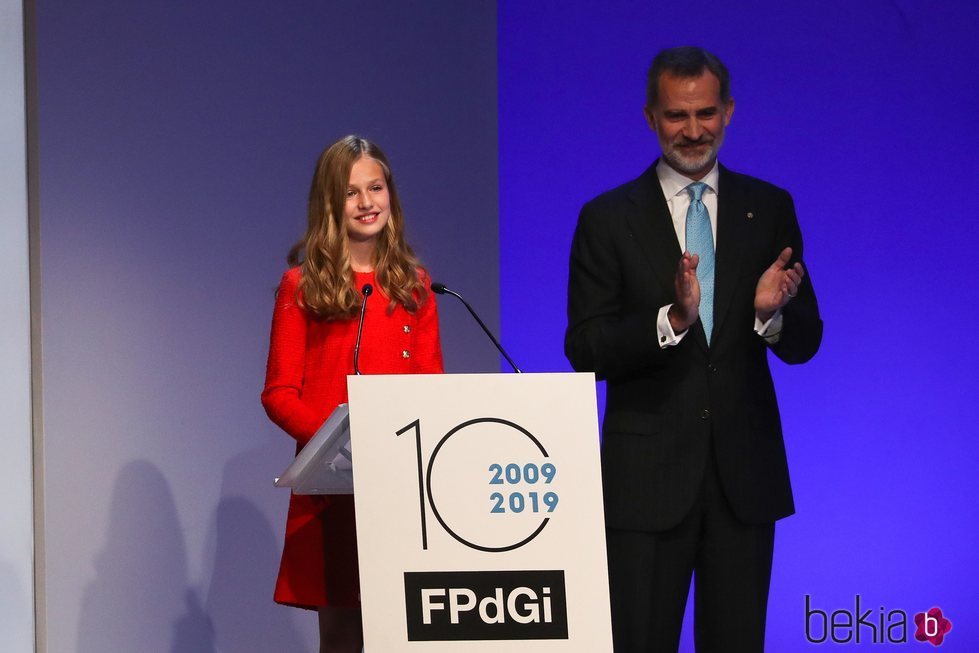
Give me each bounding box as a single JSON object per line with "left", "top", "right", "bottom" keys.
{"left": 564, "top": 200, "right": 677, "bottom": 381}
{"left": 768, "top": 191, "right": 823, "bottom": 364}
{"left": 261, "top": 269, "right": 324, "bottom": 446}
{"left": 410, "top": 272, "right": 445, "bottom": 374}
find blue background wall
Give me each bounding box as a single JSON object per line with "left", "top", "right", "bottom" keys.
{"left": 499, "top": 1, "right": 979, "bottom": 650}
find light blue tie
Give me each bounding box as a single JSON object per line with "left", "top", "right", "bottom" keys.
{"left": 685, "top": 182, "right": 715, "bottom": 344}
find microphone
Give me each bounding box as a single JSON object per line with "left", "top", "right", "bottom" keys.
{"left": 353, "top": 283, "right": 373, "bottom": 375}
{"left": 430, "top": 282, "right": 521, "bottom": 373}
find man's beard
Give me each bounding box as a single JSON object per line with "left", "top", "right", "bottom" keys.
{"left": 663, "top": 138, "right": 720, "bottom": 175}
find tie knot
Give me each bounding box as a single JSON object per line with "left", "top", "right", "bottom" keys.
{"left": 686, "top": 182, "right": 707, "bottom": 202}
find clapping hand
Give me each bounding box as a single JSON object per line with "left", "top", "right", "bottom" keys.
{"left": 668, "top": 252, "right": 701, "bottom": 333}
{"left": 755, "top": 247, "right": 804, "bottom": 322}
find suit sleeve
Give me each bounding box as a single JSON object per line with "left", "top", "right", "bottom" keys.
{"left": 410, "top": 273, "right": 445, "bottom": 374}
{"left": 565, "top": 201, "right": 676, "bottom": 381}
{"left": 768, "top": 191, "right": 822, "bottom": 364}
{"left": 261, "top": 270, "right": 324, "bottom": 446}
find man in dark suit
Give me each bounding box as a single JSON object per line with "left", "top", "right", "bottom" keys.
{"left": 565, "top": 46, "right": 822, "bottom": 652}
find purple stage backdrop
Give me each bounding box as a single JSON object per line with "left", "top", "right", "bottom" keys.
{"left": 499, "top": 1, "right": 979, "bottom": 651}
{"left": 35, "top": 1, "right": 496, "bottom": 650}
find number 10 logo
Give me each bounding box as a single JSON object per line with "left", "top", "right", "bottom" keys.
{"left": 396, "top": 417, "right": 561, "bottom": 553}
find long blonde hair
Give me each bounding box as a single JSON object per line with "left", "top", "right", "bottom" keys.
{"left": 287, "top": 136, "right": 428, "bottom": 319}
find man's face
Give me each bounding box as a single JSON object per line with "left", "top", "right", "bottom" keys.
{"left": 644, "top": 71, "right": 734, "bottom": 180}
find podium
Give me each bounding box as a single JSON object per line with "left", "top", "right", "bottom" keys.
{"left": 274, "top": 404, "right": 354, "bottom": 494}
{"left": 277, "top": 372, "right": 612, "bottom": 652}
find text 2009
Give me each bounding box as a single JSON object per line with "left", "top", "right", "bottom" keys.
{"left": 488, "top": 463, "right": 559, "bottom": 514}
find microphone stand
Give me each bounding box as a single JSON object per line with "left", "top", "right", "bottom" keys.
{"left": 431, "top": 282, "right": 521, "bottom": 373}
{"left": 353, "top": 283, "right": 373, "bottom": 375}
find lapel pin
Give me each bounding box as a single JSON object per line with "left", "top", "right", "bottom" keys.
{"left": 746, "top": 211, "right": 754, "bottom": 219}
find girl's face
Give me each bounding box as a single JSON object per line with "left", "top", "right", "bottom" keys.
{"left": 343, "top": 156, "right": 391, "bottom": 244}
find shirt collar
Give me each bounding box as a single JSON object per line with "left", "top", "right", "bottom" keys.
{"left": 656, "top": 158, "right": 720, "bottom": 199}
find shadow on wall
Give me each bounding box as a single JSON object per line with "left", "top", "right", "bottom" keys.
{"left": 201, "top": 435, "right": 307, "bottom": 652}
{"left": 77, "top": 460, "right": 215, "bottom": 653}
{"left": 203, "top": 496, "right": 306, "bottom": 652}
{"left": 76, "top": 446, "right": 309, "bottom": 652}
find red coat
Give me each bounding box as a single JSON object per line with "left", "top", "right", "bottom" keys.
{"left": 261, "top": 267, "right": 443, "bottom": 609}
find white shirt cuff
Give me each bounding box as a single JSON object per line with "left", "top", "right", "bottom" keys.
{"left": 755, "top": 310, "right": 783, "bottom": 344}
{"left": 657, "top": 304, "right": 687, "bottom": 348}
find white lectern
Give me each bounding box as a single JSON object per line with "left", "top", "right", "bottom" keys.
{"left": 277, "top": 372, "right": 612, "bottom": 652}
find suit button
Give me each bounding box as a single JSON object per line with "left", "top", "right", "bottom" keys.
{"left": 708, "top": 364, "right": 718, "bottom": 373}
{"left": 402, "top": 349, "right": 410, "bottom": 359}
{"left": 403, "top": 324, "right": 411, "bottom": 333}
{"left": 700, "top": 409, "right": 710, "bottom": 420}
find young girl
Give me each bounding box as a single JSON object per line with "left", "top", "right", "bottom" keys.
{"left": 262, "top": 136, "right": 443, "bottom": 652}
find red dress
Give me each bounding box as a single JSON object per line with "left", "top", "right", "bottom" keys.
{"left": 261, "top": 267, "right": 443, "bottom": 609}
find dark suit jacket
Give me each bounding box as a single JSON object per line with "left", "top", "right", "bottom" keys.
{"left": 565, "top": 161, "right": 822, "bottom": 532}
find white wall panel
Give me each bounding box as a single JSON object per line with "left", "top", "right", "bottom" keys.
{"left": 0, "top": 0, "right": 36, "bottom": 650}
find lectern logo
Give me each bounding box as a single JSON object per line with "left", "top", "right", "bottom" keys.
{"left": 404, "top": 570, "right": 569, "bottom": 641}
{"left": 396, "top": 418, "right": 560, "bottom": 553}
